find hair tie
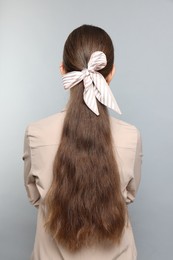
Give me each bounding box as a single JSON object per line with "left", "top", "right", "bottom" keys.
{"left": 62, "top": 51, "right": 121, "bottom": 116}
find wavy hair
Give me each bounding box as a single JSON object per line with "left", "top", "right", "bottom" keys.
{"left": 44, "top": 25, "right": 126, "bottom": 251}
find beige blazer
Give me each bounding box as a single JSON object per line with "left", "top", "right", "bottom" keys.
{"left": 23, "top": 111, "right": 142, "bottom": 260}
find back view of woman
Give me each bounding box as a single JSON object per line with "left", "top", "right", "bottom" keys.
{"left": 23, "top": 24, "right": 142, "bottom": 260}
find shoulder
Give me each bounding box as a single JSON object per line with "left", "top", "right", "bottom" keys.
{"left": 27, "top": 111, "right": 66, "bottom": 130}
{"left": 26, "top": 111, "right": 66, "bottom": 147}
{"left": 110, "top": 116, "right": 140, "bottom": 149}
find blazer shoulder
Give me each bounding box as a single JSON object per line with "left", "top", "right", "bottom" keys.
{"left": 26, "top": 111, "right": 66, "bottom": 148}
{"left": 28, "top": 111, "right": 65, "bottom": 128}
{"left": 110, "top": 116, "right": 140, "bottom": 149}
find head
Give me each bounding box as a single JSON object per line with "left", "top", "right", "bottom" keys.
{"left": 60, "top": 24, "right": 115, "bottom": 84}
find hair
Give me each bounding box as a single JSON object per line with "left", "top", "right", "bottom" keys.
{"left": 44, "top": 24, "right": 127, "bottom": 251}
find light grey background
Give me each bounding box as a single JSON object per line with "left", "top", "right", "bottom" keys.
{"left": 0, "top": 0, "right": 173, "bottom": 259}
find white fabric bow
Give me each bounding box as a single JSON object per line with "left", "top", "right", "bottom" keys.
{"left": 62, "top": 51, "right": 121, "bottom": 116}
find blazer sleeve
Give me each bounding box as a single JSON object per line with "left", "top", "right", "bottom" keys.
{"left": 126, "top": 130, "right": 143, "bottom": 204}
{"left": 22, "top": 127, "right": 40, "bottom": 207}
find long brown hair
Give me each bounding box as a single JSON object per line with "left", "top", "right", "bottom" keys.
{"left": 44, "top": 25, "right": 126, "bottom": 251}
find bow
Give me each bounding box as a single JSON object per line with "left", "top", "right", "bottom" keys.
{"left": 62, "top": 51, "right": 121, "bottom": 116}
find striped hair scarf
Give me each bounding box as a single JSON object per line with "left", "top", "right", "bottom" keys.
{"left": 62, "top": 51, "right": 121, "bottom": 116}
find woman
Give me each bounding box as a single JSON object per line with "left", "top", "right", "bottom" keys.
{"left": 23, "top": 24, "right": 142, "bottom": 260}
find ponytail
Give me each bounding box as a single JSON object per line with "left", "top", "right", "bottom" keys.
{"left": 44, "top": 83, "right": 126, "bottom": 250}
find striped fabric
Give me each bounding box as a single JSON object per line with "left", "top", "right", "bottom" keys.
{"left": 62, "top": 51, "right": 121, "bottom": 116}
